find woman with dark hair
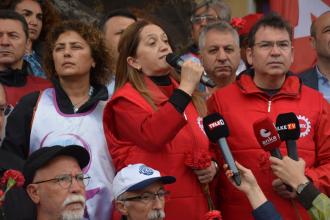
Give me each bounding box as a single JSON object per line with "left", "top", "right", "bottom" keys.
{"left": 103, "top": 20, "right": 217, "bottom": 219}
{"left": 2, "top": 20, "right": 115, "bottom": 220}
{"left": 11, "top": 0, "right": 59, "bottom": 78}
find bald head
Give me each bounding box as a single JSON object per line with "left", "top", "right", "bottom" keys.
{"left": 311, "top": 11, "right": 330, "bottom": 38}
{"left": 310, "top": 11, "right": 330, "bottom": 61}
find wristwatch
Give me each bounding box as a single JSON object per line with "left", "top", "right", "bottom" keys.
{"left": 296, "top": 181, "right": 310, "bottom": 194}
{"left": 212, "top": 160, "right": 219, "bottom": 174}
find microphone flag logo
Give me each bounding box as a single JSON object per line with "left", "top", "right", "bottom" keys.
{"left": 260, "top": 128, "right": 271, "bottom": 138}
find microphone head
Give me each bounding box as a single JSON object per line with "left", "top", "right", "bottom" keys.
{"left": 203, "top": 113, "right": 229, "bottom": 143}
{"left": 276, "top": 112, "right": 300, "bottom": 141}
{"left": 166, "top": 53, "right": 180, "bottom": 68}
{"left": 253, "top": 117, "right": 282, "bottom": 152}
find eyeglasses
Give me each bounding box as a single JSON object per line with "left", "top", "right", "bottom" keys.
{"left": 253, "top": 40, "right": 291, "bottom": 52}
{"left": 0, "top": 104, "right": 11, "bottom": 116}
{"left": 191, "top": 15, "right": 220, "bottom": 24}
{"left": 33, "top": 173, "right": 91, "bottom": 189}
{"left": 120, "top": 189, "right": 170, "bottom": 204}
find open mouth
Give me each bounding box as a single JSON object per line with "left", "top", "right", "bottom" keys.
{"left": 159, "top": 55, "right": 167, "bottom": 60}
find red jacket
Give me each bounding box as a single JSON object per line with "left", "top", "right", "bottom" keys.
{"left": 103, "top": 76, "right": 210, "bottom": 220}
{"left": 4, "top": 75, "right": 51, "bottom": 107}
{"left": 208, "top": 72, "right": 330, "bottom": 220}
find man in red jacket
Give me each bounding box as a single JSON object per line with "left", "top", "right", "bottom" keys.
{"left": 208, "top": 13, "right": 330, "bottom": 220}
{"left": 0, "top": 10, "right": 50, "bottom": 108}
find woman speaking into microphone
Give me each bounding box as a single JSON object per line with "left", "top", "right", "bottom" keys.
{"left": 103, "top": 20, "right": 217, "bottom": 219}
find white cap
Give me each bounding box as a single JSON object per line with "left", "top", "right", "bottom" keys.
{"left": 112, "top": 164, "right": 176, "bottom": 199}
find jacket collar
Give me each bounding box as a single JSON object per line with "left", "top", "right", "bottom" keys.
{"left": 237, "top": 69, "right": 302, "bottom": 98}
{"left": 144, "top": 75, "right": 178, "bottom": 105}
{"left": 0, "top": 61, "right": 28, "bottom": 87}
{"left": 51, "top": 77, "right": 108, "bottom": 114}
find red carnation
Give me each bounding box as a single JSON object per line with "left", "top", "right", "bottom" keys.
{"left": 1, "top": 169, "right": 25, "bottom": 188}
{"left": 0, "top": 189, "right": 4, "bottom": 207}
{"left": 185, "top": 149, "right": 211, "bottom": 170}
{"left": 230, "top": 17, "right": 247, "bottom": 30}
{"left": 205, "top": 210, "right": 222, "bottom": 220}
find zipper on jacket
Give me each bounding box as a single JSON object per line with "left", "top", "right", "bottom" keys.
{"left": 267, "top": 100, "right": 272, "bottom": 112}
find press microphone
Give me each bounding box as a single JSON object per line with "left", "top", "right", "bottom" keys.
{"left": 253, "top": 117, "right": 282, "bottom": 159}
{"left": 203, "top": 113, "right": 241, "bottom": 186}
{"left": 166, "top": 53, "right": 216, "bottom": 88}
{"left": 254, "top": 116, "right": 295, "bottom": 191}
{"left": 276, "top": 113, "right": 300, "bottom": 161}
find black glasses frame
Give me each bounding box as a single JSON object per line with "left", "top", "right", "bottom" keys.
{"left": 33, "top": 173, "right": 91, "bottom": 188}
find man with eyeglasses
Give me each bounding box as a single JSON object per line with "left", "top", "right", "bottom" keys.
{"left": 23, "top": 145, "right": 90, "bottom": 220}
{"left": 181, "top": 0, "right": 231, "bottom": 63}
{"left": 112, "top": 164, "right": 175, "bottom": 220}
{"left": 208, "top": 13, "right": 330, "bottom": 220}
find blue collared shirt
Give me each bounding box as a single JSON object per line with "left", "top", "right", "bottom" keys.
{"left": 23, "top": 50, "right": 46, "bottom": 78}
{"left": 316, "top": 66, "right": 330, "bottom": 103}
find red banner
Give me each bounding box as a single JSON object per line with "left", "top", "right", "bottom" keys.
{"left": 270, "top": 0, "right": 330, "bottom": 73}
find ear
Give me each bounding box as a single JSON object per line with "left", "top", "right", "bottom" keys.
{"left": 199, "top": 53, "right": 204, "bottom": 66}
{"left": 290, "top": 46, "right": 294, "bottom": 65}
{"left": 91, "top": 60, "right": 96, "bottom": 68}
{"left": 127, "top": 56, "right": 141, "bottom": 71}
{"left": 115, "top": 200, "right": 129, "bottom": 216}
{"left": 26, "top": 184, "right": 40, "bottom": 204}
{"left": 310, "top": 36, "right": 316, "bottom": 49}
{"left": 246, "top": 47, "right": 253, "bottom": 66}
{"left": 25, "top": 38, "right": 32, "bottom": 54}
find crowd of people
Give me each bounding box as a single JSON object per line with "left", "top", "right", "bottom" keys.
{"left": 0, "top": 0, "right": 329, "bottom": 219}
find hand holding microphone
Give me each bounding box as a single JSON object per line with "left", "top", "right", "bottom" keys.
{"left": 270, "top": 156, "right": 309, "bottom": 192}
{"left": 203, "top": 113, "right": 241, "bottom": 186}
{"left": 166, "top": 53, "right": 216, "bottom": 90}
{"left": 177, "top": 59, "right": 204, "bottom": 96}
{"left": 253, "top": 116, "right": 295, "bottom": 192}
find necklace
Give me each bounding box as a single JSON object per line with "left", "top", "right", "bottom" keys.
{"left": 72, "top": 86, "right": 94, "bottom": 113}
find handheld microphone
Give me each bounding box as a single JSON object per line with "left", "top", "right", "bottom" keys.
{"left": 254, "top": 116, "right": 294, "bottom": 191}
{"left": 203, "top": 113, "right": 241, "bottom": 186}
{"left": 276, "top": 113, "right": 300, "bottom": 161}
{"left": 166, "top": 53, "right": 216, "bottom": 88}
{"left": 253, "top": 117, "right": 282, "bottom": 159}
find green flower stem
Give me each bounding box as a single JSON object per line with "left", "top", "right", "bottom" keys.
{"left": 4, "top": 178, "right": 16, "bottom": 194}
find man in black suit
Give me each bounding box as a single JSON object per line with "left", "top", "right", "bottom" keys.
{"left": 299, "top": 11, "right": 330, "bottom": 102}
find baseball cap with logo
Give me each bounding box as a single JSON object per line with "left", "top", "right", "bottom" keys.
{"left": 112, "top": 164, "right": 176, "bottom": 199}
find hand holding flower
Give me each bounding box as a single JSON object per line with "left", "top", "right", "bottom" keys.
{"left": 194, "top": 161, "right": 217, "bottom": 184}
